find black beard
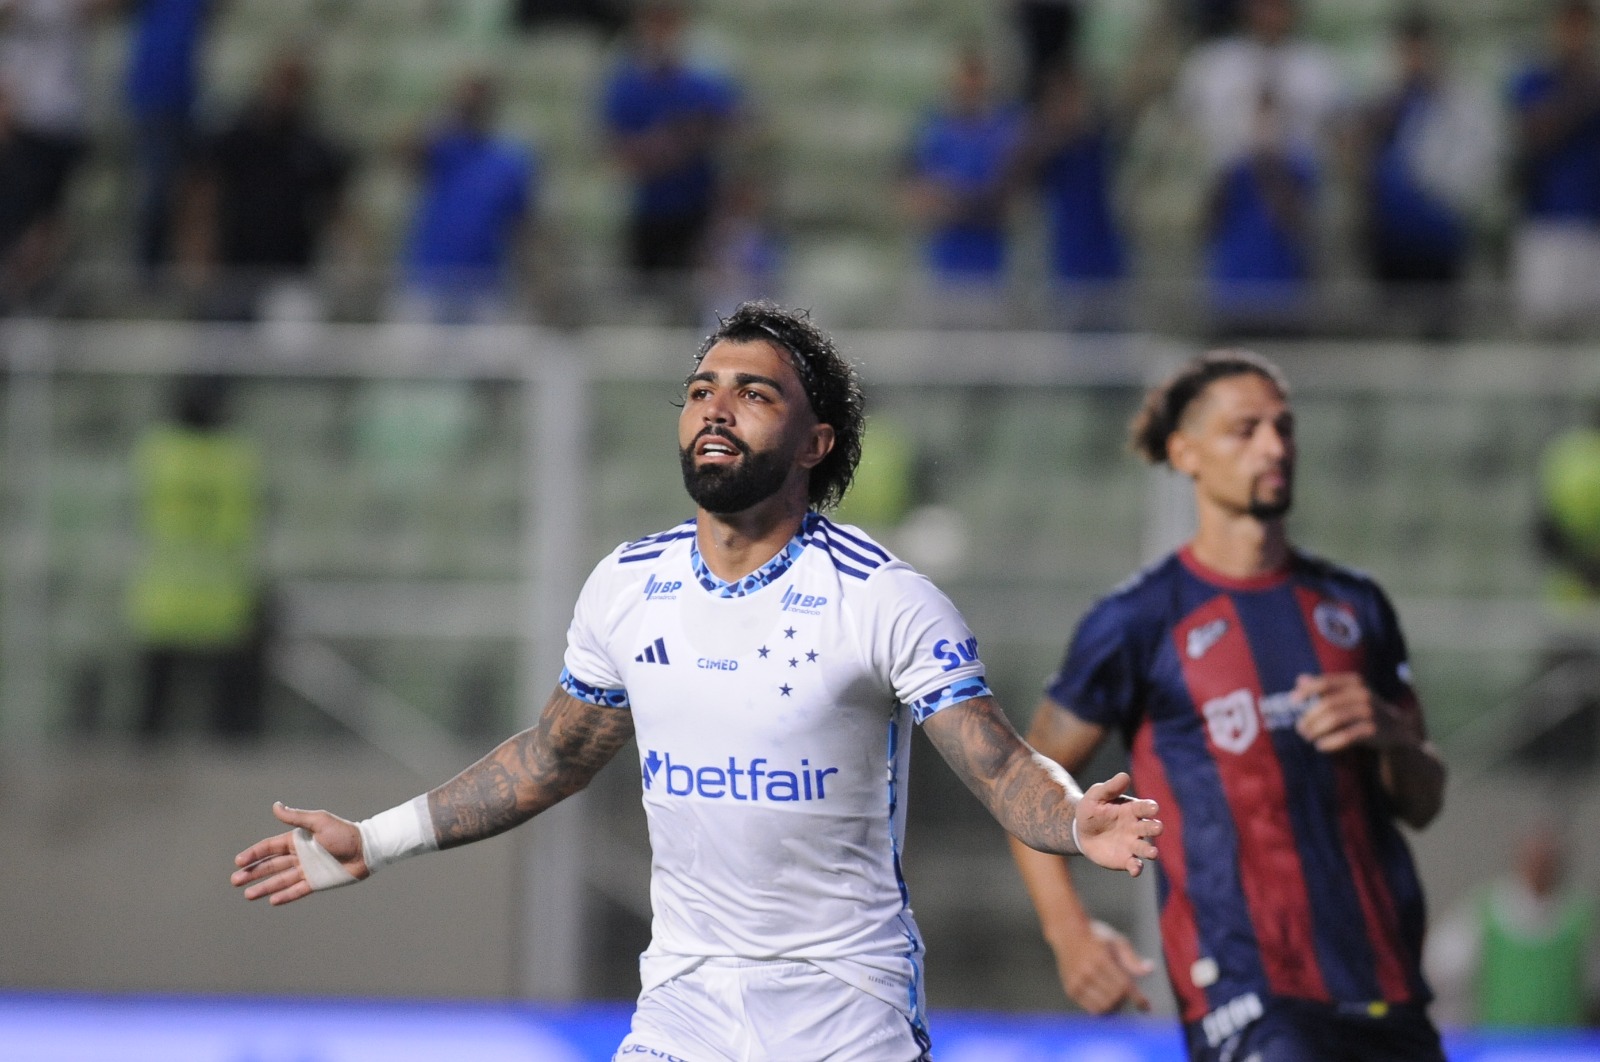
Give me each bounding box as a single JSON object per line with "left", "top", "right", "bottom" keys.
{"left": 679, "top": 433, "right": 792, "bottom": 515}
{"left": 1248, "top": 492, "right": 1293, "bottom": 520}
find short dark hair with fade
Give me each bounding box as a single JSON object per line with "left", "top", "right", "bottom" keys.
{"left": 1129, "top": 348, "right": 1291, "bottom": 465}
{"left": 697, "top": 301, "right": 866, "bottom": 511}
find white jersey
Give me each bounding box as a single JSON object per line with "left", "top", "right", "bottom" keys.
{"left": 561, "top": 513, "right": 990, "bottom": 1024}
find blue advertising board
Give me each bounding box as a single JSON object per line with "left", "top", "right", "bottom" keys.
{"left": 3, "top": 993, "right": 1597, "bottom": 1061}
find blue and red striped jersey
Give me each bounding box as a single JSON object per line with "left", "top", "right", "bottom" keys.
{"left": 1045, "top": 546, "right": 1432, "bottom": 1024}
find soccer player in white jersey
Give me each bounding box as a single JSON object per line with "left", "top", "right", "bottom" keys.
{"left": 231, "top": 302, "right": 1162, "bottom": 1061}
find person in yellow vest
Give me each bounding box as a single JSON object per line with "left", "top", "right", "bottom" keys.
{"left": 1528, "top": 421, "right": 1600, "bottom": 769}
{"left": 127, "top": 375, "right": 266, "bottom": 739}
{"left": 1425, "top": 822, "right": 1598, "bottom": 1028}
{"left": 1538, "top": 421, "right": 1600, "bottom": 604}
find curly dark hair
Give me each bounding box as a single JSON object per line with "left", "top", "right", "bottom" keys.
{"left": 1129, "top": 348, "right": 1290, "bottom": 465}
{"left": 696, "top": 301, "right": 866, "bottom": 511}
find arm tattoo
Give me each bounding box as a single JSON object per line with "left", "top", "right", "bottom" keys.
{"left": 429, "top": 689, "right": 634, "bottom": 849}
{"left": 927, "top": 697, "right": 1079, "bottom": 854}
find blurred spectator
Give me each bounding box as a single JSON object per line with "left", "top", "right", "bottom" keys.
{"left": 126, "top": 375, "right": 267, "bottom": 741}
{"left": 0, "top": 0, "right": 117, "bottom": 305}
{"left": 1012, "top": 0, "right": 1081, "bottom": 102}
{"left": 396, "top": 73, "right": 538, "bottom": 324}
{"left": 901, "top": 48, "right": 1025, "bottom": 319}
{"left": 513, "top": 0, "right": 625, "bottom": 38}
{"left": 1203, "top": 89, "right": 1317, "bottom": 335}
{"left": 1176, "top": 0, "right": 1348, "bottom": 172}
{"left": 699, "top": 173, "right": 784, "bottom": 326}
{"left": 1509, "top": 0, "right": 1600, "bottom": 332}
{"left": 1190, "top": 0, "right": 1243, "bottom": 40}
{"left": 1010, "top": 62, "right": 1127, "bottom": 328}
{"left": 601, "top": 0, "right": 741, "bottom": 315}
{"left": 180, "top": 51, "right": 351, "bottom": 322}
{"left": 1426, "top": 822, "right": 1599, "bottom": 1028}
{"left": 124, "top": 0, "right": 214, "bottom": 275}
{"left": 1359, "top": 13, "right": 1499, "bottom": 339}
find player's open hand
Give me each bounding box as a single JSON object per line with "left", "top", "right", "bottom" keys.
{"left": 1074, "top": 772, "right": 1160, "bottom": 876}
{"left": 1293, "top": 673, "right": 1421, "bottom": 754}
{"left": 231, "top": 802, "right": 367, "bottom": 906}
{"left": 1053, "top": 919, "right": 1156, "bottom": 1015}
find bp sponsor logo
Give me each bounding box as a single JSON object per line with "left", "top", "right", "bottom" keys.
{"left": 643, "top": 574, "right": 682, "bottom": 601}
{"left": 779, "top": 584, "right": 829, "bottom": 614}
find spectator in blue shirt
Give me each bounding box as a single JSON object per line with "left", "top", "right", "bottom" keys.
{"left": 1361, "top": 14, "right": 1479, "bottom": 338}
{"left": 398, "top": 74, "right": 538, "bottom": 324}
{"left": 1010, "top": 63, "right": 1127, "bottom": 328}
{"left": 1509, "top": 0, "right": 1600, "bottom": 330}
{"left": 901, "top": 48, "right": 1025, "bottom": 301}
{"left": 601, "top": 0, "right": 740, "bottom": 312}
{"left": 1203, "top": 89, "right": 1318, "bottom": 337}
{"left": 125, "top": 0, "right": 214, "bottom": 274}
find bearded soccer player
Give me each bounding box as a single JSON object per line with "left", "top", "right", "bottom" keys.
{"left": 232, "top": 302, "right": 1161, "bottom": 1062}
{"left": 1011, "top": 350, "right": 1448, "bottom": 1061}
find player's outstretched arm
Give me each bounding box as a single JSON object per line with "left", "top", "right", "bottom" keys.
{"left": 231, "top": 802, "right": 366, "bottom": 906}
{"left": 428, "top": 687, "right": 635, "bottom": 848}
{"left": 231, "top": 687, "right": 634, "bottom": 906}
{"left": 923, "top": 695, "right": 1160, "bottom": 875}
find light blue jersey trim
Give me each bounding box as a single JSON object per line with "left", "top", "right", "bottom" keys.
{"left": 907, "top": 678, "right": 992, "bottom": 723}
{"left": 884, "top": 715, "right": 928, "bottom": 1037}
{"left": 559, "top": 667, "right": 630, "bottom": 710}
{"left": 689, "top": 514, "right": 817, "bottom": 598}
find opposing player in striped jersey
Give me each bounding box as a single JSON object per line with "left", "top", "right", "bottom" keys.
{"left": 232, "top": 301, "right": 1162, "bottom": 1062}
{"left": 1012, "top": 350, "right": 1448, "bottom": 1061}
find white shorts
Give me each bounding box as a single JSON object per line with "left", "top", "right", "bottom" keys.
{"left": 613, "top": 958, "right": 933, "bottom": 1062}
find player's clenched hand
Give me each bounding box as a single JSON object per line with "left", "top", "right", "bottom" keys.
{"left": 1293, "top": 673, "right": 1421, "bottom": 754}
{"left": 1074, "top": 772, "right": 1160, "bottom": 877}
{"left": 231, "top": 802, "right": 367, "bottom": 906}
{"left": 1052, "top": 919, "right": 1155, "bottom": 1015}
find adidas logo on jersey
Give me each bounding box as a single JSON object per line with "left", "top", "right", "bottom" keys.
{"left": 635, "top": 637, "right": 670, "bottom": 665}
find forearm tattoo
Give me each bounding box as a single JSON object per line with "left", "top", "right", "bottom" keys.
{"left": 428, "top": 691, "right": 634, "bottom": 849}
{"left": 933, "top": 698, "right": 1078, "bottom": 853}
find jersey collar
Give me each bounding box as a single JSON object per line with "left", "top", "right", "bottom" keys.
{"left": 1178, "top": 543, "right": 1293, "bottom": 591}
{"left": 690, "top": 512, "right": 820, "bottom": 598}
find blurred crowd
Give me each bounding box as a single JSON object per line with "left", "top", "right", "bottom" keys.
{"left": 2, "top": 0, "right": 1600, "bottom": 334}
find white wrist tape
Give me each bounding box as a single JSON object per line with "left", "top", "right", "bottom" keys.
{"left": 1071, "top": 816, "right": 1083, "bottom": 856}
{"left": 291, "top": 828, "right": 359, "bottom": 892}
{"left": 357, "top": 795, "right": 439, "bottom": 876}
